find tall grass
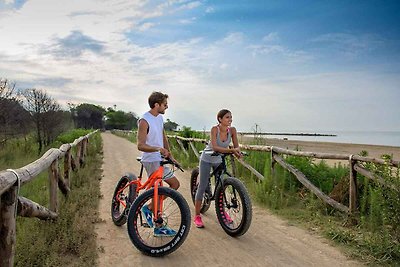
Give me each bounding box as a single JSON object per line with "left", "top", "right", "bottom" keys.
{"left": 0, "top": 136, "right": 39, "bottom": 170}
{"left": 1, "top": 130, "right": 102, "bottom": 266}
{"left": 237, "top": 150, "right": 400, "bottom": 264}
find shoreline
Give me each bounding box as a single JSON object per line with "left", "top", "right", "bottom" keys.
{"left": 239, "top": 136, "right": 400, "bottom": 161}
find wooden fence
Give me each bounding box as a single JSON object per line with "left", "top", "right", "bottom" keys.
{"left": 0, "top": 130, "right": 98, "bottom": 267}
{"left": 167, "top": 135, "right": 399, "bottom": 216}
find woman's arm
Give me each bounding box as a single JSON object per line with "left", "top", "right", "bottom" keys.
{"left": 231, "top": 127, "right": 239, "bottom": 148}
{"left": 230, "top": 127, "right": 242, "bottom": 158}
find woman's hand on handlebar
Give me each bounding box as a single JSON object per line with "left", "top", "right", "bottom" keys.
{"left": 231, "top": 147, "right": 242, "bottom": 159}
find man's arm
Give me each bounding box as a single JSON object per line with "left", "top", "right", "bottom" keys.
{"left": 162, "top": 130, "right": 172, "bottom": 158}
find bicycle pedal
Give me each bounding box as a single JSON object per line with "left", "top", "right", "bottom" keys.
{"left": 142, "top": 222, "right": 152, "bottom": 228}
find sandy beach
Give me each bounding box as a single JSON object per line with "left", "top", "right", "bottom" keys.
{"left": 239, "top": 135, "right": 400, "bottom": 162}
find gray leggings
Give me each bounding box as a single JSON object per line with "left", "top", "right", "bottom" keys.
{"left": 195, "top": 160, "right": 220, "bottom": 201}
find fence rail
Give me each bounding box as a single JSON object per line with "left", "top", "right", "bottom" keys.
{"left": 0, "top": 130, "right": 97, "bottom": 267}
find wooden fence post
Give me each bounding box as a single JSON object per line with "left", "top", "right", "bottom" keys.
{"left": 64, "top": 148, "right": 71, "bottom": 188}
{"left": 49, "top": 160, "right": 59, "bottom": 212}
{"left": 81, "top": 138, "right": 89, "bottom": 166}
{"left": 189, "top": 141, "right": 200, "bottom": 159}
{"left": 0, "top": 184, "right": 18, "bottom": 267}
{"left": 76, "top": 142, "right": 82, "bottom": 169}
{"left": 271, "top": 146, "right": 276, "bottom": 177}
{"left": 176, "top": 138, "right": 189, "bottom": 158}
{"left": 349, "top": 155, "right": 357, "bottom": 215}
{"left": 80, "top": 139, "right": 86, "bottom": 167}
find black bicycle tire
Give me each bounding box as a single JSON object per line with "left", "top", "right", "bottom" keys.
{"left": 111, "top": 174, "right": 137, "bottom": 226}
{"left": 127, "top": 187, "right": 191, "bottom": 257}
{"left": 190, "top": 167, "right": 211, "bottom": 214}
{"left": 215, "top": 177, "right": 252, "bottom": 237}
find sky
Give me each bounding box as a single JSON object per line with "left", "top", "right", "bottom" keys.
{"left": 1, "top": 0, "right": 399, "bottom": 133}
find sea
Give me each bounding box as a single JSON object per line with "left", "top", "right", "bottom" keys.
{"left": 246, "top": 131, "right": 400, "bottom": 147}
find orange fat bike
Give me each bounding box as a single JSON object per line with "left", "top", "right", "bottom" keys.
{"left": 111, "top": 157, "right": 191, "bottom": 257}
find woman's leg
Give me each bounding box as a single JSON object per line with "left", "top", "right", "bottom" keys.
{"left": 195, "top": 160, "right": 212, "bottom": 216}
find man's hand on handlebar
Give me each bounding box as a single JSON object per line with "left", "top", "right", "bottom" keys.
{"left": 161, "top": 154, "right": 184, "bottom": 172}
{"left": 159, "top": 147, "right": 171, "bottom": 158}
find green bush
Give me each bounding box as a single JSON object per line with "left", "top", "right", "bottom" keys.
{"left": 56, "top": 128, "right": 93, "bottom": 144}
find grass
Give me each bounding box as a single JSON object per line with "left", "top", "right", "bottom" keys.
{"left": 1, "top": 130, "right": 102, "bottom": 266}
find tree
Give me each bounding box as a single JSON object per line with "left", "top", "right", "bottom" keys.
{"left": 23, "top": 88, "right": 67, "bottom": 152}
{"left": 105, "top": 110, "right": 138, "bottom": 130}
{"left": 164, "top": 119, "right": 179, "bottom": 131}
{"left": 70, "top": 103, "right": 106, "bottom": 129}
{"left": 0, "top": 79, "right": 32, "bottom": 143}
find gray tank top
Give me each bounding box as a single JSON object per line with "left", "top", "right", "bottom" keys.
{"left": 200, "top": 126, "right": 231, "bottom": 163}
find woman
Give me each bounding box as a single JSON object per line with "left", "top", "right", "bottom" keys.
{"left": 194, "top": 109, "right": 242, "bottom": 228}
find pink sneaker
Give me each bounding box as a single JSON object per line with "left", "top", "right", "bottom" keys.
{"left": 194, "top": 215, "right": 204, "bottom": 228}
{"left": 223, "top": 212, "right": 233, "bottom": 224}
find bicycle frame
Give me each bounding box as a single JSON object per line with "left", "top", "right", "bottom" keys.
{"left": 208, "top": 154, "right": 233, "bottom": 200}
{"left": 115, "top": 162, "right": 166, "bottom": 221}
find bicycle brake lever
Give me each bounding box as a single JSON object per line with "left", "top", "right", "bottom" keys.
{"left": 176, "top": 164, "right": 184, "bottom": 172}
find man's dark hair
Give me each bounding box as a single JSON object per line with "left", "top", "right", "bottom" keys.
{"left": 217, "top": 109, "right": 231, "bottom": 123}
{"left": 148, "top": 91, "right": 168, "bottom": 108}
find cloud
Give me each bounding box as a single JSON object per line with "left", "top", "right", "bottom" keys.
{"left": 179, "top": 17, "right": 197, "bottom": 24}
{"left": 220, "top": 32, "right": 245, "bottom": 45}
{"left": 248, "top": 44, "right": 285, "bottom": 55}
{"left": 247, "top": 43, "right": 313, "bottom": 64}
{"left": 44, "top": 31, "right": 105, "bottom": 58}
{"left": 219, "top": 63, "right": 228, "bottom": 70}
{"left": 33, "top": 77, "right": 74, "bottom": 88}
{"left": 262, "top": 32, "right": 279, "bottom": 42}
{"left": 137, "top": 22, "right": 156, "bottom": 31}
{"left": 311, "top": 33, "right": 384, "bottom": 57}
{"left": 176, "top": 1, "right": 202, "bottom": 11}
{"left": 205, "top": 6, "right": 214, "bottom": 13}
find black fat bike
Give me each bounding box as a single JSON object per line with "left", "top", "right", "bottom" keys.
{"left": 190, "top": 152, "right": 252, "bottom": 237}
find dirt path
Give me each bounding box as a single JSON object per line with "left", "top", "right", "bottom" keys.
{"left": 95, "top": 132, "right": 362, "bottom": 266}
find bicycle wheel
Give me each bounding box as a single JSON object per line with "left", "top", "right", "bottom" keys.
{"left": 111, "top": 173, "right": 137, "bottom": 226}
{"left": 190, "top": 167, "right": 211, "bottom": 214}
{"left": 127, "top": 187, "right": 191, "bottom": 257}
{"left": 215, "top": 177, "right": 252, "bottom": 237}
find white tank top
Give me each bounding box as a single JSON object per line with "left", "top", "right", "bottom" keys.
{"left": 140, "top": 111, "right": 164, "bottom": 162}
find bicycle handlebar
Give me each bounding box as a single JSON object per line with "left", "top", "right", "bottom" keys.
{"left": 161, "top": 157, "right": 184, "bottom": 172}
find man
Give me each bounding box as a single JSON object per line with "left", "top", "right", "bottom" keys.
{"left": 137, "top": 91, "right": 180, "bottom": 237}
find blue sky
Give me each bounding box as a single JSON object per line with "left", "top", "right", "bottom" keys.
{"left": 0, "top": 0, "right": 399, "bottom": 132}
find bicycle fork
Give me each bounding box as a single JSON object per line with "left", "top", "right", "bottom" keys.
{"left": 139, "top": 179, "right": 165, "bottom": 228}
{"left": 153, "top": 178, "right": 165, "bottom": 225}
